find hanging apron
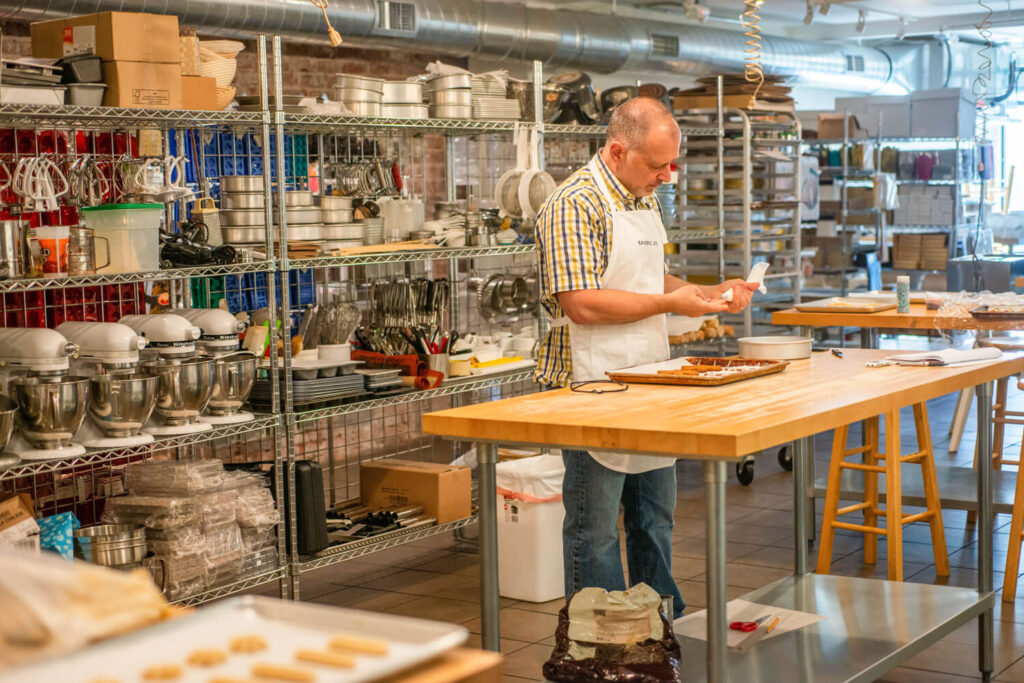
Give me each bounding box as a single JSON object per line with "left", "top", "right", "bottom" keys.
{"left": 551, "top": 159, "right": 672, "bottom": 474}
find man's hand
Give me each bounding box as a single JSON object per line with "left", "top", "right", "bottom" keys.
{"left": 714, "top": 279, "right": 760, "bottom": 313}
{"left": 663, "top": 285, "right": 729, "bottom": 317}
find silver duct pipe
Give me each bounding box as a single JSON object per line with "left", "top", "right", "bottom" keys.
{"left": 0, "top": 0, "right": 1011, "bottom": 95}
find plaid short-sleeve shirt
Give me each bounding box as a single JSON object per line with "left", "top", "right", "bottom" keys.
{"left": 534, "top": 153, "right": 661, "bottom": 387}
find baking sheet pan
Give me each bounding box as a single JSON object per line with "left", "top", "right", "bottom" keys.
{"left": 3, "top": 596, "right": 467, "bottom": 683}
{"left": 970, "top": 306, "right": 1024, "bottom": 321}
{"left": 607, "top": 357, "right": 788, "bottom": 386}
{"left": 793, "top": 297, "right": 897, "bottom": 313}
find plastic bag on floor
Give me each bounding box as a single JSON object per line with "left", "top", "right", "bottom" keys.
{"left": 543, "top": 583, "right": 682, "bottom": 683}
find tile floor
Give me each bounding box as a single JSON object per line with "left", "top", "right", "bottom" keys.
{"left": 254, "top": 367, "right": 1024, "bottom": 682}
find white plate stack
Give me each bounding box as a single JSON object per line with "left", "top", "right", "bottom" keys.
{"left": 427, "top": 73, "right": 472, "bottom": 119}
{"left": 382, "top": 80, "right": 427, "bottom": 119}
{"left": 335, "top": 74, "right": 383, "bottom": 117}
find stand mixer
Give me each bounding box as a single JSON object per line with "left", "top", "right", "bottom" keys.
{"left": 118, "top": 314, "right": 215, "bottom": 436}
{"left": 56, "top": 322, "right": 159, "bottom": 449}
{"left": 174, "top": 308, "right": 257, "bottom": 425}
{"left": 0, "top": 327, "right": 89, "bottom": 461}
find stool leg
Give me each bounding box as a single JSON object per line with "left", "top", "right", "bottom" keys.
{"left": 1002, "top": 465, "right": 1024, "bottom": 602}
{"left": 950, "top": 387, "right": 975, "bottom": 454}
{"left": 914, "top": 402, "right": 949, "bottom": 577}
{"left": 885, "top": 408, "right": 904, "bottom": 581}
{"left": 816, "top": 423, "right": 850, "bottom": 575}
{"left": 993, "top": 378, "right": 1009, "bottom": 469}
{"left": 864, "top": 417, "right": 881, "bottom": 566}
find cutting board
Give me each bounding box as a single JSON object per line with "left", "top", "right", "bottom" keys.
{"left": 607, "top": 357, "right": 788, "bottom": 387}
{"left": 794, "top": 297, "right": 897, "bottom": 314}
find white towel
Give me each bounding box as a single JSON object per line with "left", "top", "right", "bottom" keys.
{"left": 886, "top": 347, "right": 1002, "bottom": 366}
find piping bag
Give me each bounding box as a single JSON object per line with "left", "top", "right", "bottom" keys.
{"left": 722, "top": 262, "right": 769, "bottom": 302}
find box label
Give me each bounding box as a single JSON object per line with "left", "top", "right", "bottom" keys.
{"left": 132, "top": 88, "right": 171, "bottom": 106}
{"left": 63, "top": 25, "right": 95, "bottom": 57}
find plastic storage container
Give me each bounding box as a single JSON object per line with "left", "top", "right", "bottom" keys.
{"left": 495, "top": 454, "right": 565, "bottom": 602}
{"left": 81, "top": 203, "right": 162, "bottom": 273}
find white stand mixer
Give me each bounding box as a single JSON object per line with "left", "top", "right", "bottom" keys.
{"left": 118, "top": 314, "right": 214, "bottom": 437}
{"left": 56, "top": 322, "right": 156, "bottom": 449}
{"left": 0, "top": 328, "right": 86, "bottom": 460}
{"left": 174, "top": 308, "right": 255, "bottom": 426}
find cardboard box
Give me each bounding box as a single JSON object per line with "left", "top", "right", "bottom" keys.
{"left": 0, "top": 494, "right": 40, "bottom": 549}
{"left": 817, "top": 113, "right": 866, "bottom": 140}
{"left": 102, "top": 61, "right": 182, "bottom": 109}
{"left": 911, "top": 88, "right": 976, "bottom": 139}
{"left": 361, "top": 459, "right": 471, "bottom": 524}
{"left": 30, "top": 11, "right": 179, "bottom": 63}
{"left": 182, "top": 75, "right": 218, "bottom": 111}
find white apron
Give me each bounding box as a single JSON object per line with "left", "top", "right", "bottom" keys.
{"left": 552, "top": 159, "right": 672, "bottom": 474}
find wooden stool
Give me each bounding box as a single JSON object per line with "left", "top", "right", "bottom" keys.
{"left": 816, "top": 403, "right": 949, "bottom": 581}
{"left": 1002, "top": 462, "right": 1024, "bottom": 601}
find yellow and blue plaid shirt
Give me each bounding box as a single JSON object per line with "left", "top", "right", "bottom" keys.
{"left": 534, "top": 153, "right": 661, "bottom": 387}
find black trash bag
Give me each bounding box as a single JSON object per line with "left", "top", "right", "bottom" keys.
{"left": 542, "top": 583, "right": 682, "bottom": 683}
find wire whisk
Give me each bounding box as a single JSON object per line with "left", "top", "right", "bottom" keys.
{"left": 742, "top": 0, "right": 765, "bottom": 109}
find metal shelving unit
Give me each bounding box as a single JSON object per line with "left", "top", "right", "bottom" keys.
{"left": 172, "top": 568, "right": 288, "bottom": 606}
{"left": 0, "top": 261, "right": 275, "bottom": 293}
{"left": 0, "top": 103, "right": 265, "bottom": 130}
{"left": 289, "top": 245, "right": 534, "bottom": 270}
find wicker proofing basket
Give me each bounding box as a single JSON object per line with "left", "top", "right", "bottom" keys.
{"left": 199, "top": 39, "right": 245, "bottom": 57}
{"left": 200, "top": 57, "right": 237, "bottom": 88}
{"left": 215, "top": 86, "right": 236, "bottom": 111}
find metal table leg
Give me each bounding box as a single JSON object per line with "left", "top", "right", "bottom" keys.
{"left": 977, "top": 383, "right": 994, "bottom": 680}
{"left": 704, "top": 460, "right": 728, "bottom": 682}
{"left": 477, "top": 442, "right": 500, "bottom": 651}
{"left": 798, "top": 327, "right": 816, "bottom": 546}
{"left": 794, "top": 437, "right": 810, "bottom": 574}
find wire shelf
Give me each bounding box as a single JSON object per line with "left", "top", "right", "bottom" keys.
{"left": 0, "top": 104, "right": 266, "bottom": 130}
{"left": 0, "top": 262, "right": 276, "bottom": 293}
{"left": 295, "top": 516, "right": 478, "bottom": 573}
{"left": 172, "top": 567, "right": 286, "bottom": 606}
{"left": 0, "top": 415, "right": 280, "bottom": 481}
{"left": 295, "top": 369, "right": 535, "bottom": 423}
{"left": 284, "top": 114, "right": 523, "bottom": 134}
{"left": 289, "top": 244, "right": 536, "bottom": 269}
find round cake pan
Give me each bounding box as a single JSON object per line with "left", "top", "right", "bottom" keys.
{"left": 737, "top": 336, "right": 812, "bottom": 360}
{"left": 220, "top": 193, "right": 265, "bottom": 210}
{"left": 427, "top": 73, "right": 471, "bottom": 91}
{"left": 273, "top": 207, "right": 321, "bottom": 225}
{"left": 222, "top": 227, "right": 266, "bottom": 244}
{"left": 284, "top": 190, "right": 314, "bottom": 207}
{"left": 429, "top": 89, "right": 472, "bottom": 106}
{"left": 322, "top": 223, "right": 365, "bottom": 240}
{"left": 382, "top": 81, "right": 423, "bottom": 104}
{"left": 346, "top": 101, "right": 382, "bottom": 117}
{"left": 335, "top": 74, "right": 384, "bottom": 93}
{"left": 381, "top": 104, "right": 429, "bottom": 119}
{"left": 221, "top": 209, "right": 266, "bottom": 226}
{"left": 288, "top": 224, "right": 323, "bottom": 241}
{"left": 319, "top": 195, "right": 354, "bottom": 210}
{"left": 221, "top": 175, "right": 264, "bottom": 193}
{"left": 334, "top": 86, "right": 383, "bottom": 103}
{"left": 324, "top": 239, "right": 365, "bottom": 250}
{"left": 431, "top": 104, "right": 473, "bottom": 120}
{"left": 321, "top": 208, "right": 354, "bottom": 224}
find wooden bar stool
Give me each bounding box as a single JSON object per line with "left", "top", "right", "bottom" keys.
{"left": 816, "top": 404, "right": 949, "bottom": 581}
{"left": 974, "top": 338, "right": 1024, "bottom": 470}
{"left": 1002, "top": 462, "right": 1024, "bottom": 601}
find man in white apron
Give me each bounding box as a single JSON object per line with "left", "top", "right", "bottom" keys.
{"left": 535, "top": 97, "right": 758, "bottom": 618}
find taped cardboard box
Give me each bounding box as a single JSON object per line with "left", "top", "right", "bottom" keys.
{"left": 102, "top": 62, "right": 182, "bottom": 109}
{"left": 30, "top": 11, "right": 179, "bottom": 63}
{"left": 182, "top": 75, "right": 218, "bottom": 111}
{"left": 0, "top": 494, "right": 40, "bottom": 551}
{"left": 360, "top": 459, "right": 471, "bottom": 524}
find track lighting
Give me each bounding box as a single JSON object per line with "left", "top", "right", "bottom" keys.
{"left": 897, "top": 16, "right": 906, "bottom": 40}
{"left": 856, "top": 8, "right": 867, "bottom": 33}
{"left": 804, "top": 0, "right": 814, "bottom": 25}
{"left": 818, "top": 1, "right": 830, "bottom": 16}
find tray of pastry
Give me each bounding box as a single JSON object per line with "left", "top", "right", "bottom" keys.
{"left": 5, "top": 596, "right": 467, "bottom": 683}
{"left": 970, "top": 305, "right": 1024, "bottom": 321}
{"left": 607, "top": 356, "right": 788, "bottom": 386}
{"left": 793, "top": 297, "right": 897, "bottom": 313}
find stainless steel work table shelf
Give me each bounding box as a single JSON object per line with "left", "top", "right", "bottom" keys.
{"left": 422, "top": 348, "right": 1021, "bottom": 681}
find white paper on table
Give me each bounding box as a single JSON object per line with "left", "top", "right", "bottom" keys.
{"left": 673, "top": 599, "right": 825, "bottom": 649}
{"left": 886, "top": 347, "right": 1002, "bottom": 366}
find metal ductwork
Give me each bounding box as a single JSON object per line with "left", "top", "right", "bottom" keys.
{"left": 0, "top": 0, "right": 1015, "bottom": 96}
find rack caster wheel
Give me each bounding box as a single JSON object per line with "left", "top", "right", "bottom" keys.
{"left": 778, "top": 445, "right": 793, "bottom": 471}
{"left": 736, "top": 459, "right": 754, "bottom": 486}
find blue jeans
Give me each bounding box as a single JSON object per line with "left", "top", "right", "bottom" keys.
{"left": 561, "top": 449, "right": 686, "bottom": 619}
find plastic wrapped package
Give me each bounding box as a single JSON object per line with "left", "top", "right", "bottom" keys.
{"left": 163, "top": 550, "right": 209, "bottom": 601}
{"left": 543, "top": 584, "right": 682, "bottom": 683}
{"left": 235, "top": 486, "right": 278, "bottom": 528}
{"left": 240, "top": 525, "right": 277, "bottom": 553}
{"left": 203, "top": 522, "right": 243, "bottom": 587}
{"left": 146, "top": 526, "right": 204, "bottom": 558}
{"left": 124, "top": 460, "right": 224, "bottom": 496}
{"left": 241, "top": 547, "right": 279, "bottom": 576}
{"left": 220, "top": 469, "right": 270, "bottom": 492}
{"left": 101, "top": 495, "right": 201, "bottom": 531}
{"left": 198, "top": 491, "right": 237, "bottom": 529}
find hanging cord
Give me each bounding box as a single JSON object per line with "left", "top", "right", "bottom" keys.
{"left": 311, "top": 0, "right": 343, "bottom": 47}
{"left": 970, "top": 0, "right": 994, "bottom": 291}
{"left": 741, "top": 0, "right": 765, "bottom": 109}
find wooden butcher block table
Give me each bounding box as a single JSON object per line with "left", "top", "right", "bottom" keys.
{"left": 423, "top": 348, "right": 1024, "bottom": 682}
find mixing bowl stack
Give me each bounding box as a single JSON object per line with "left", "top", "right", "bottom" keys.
{"left": 335, "top": 74, "right": 383, "bottom": 117}
{"left": 427, "top": 73, "right": 472, "bottom": 119}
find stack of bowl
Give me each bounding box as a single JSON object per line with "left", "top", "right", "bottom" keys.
{"left": 276, "top": 191, "right": 322, "bottom": 245}
{"left": 320, "top": 195, "right": 363, "bottom": 250}
{"left": 382, "top": 80, "right": 427, "bottom": 120}
{"left": 335, "top": 74, "right": 383, "bottom": 117}
{"left": 363, "top": 217, "right": 385, "bottom": 245}
{"left": 220, "top": 175, "right": 267, "bottom": 247}
{"left": 74, "top": 523, "right": 148, "bottom": 568}
{"left": 427, "top": 74, "right": 472, "bottom": 119}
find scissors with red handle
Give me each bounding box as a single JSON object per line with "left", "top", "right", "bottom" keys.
{"left": 730, "top": 615, "right": 772, "bottom": 632}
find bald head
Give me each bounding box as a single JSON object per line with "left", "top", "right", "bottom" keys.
{"left": 606, "top": 97, "right": 679, "bottom": 151}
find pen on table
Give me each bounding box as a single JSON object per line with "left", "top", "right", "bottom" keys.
{"left": 831, "top": 348, "right": 844, "bottom": 358}
{"left": 766, "top": 616, "right": 781, "bottom": 633}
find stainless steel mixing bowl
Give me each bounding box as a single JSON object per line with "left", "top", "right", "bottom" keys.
{"left": 207, "top": 351, "right": 258, "bottom": 416}
{"left": 74, "top": 523, "right": 147, "bottom": 566}
{"left": 139, "top": 357, "right": 215, "bottom": 426}
{"left": 87, "top": 373, "right": 160, "bottom": 437}
{"left": 10, "top": 376, "right": 90, "bottom": 448}
{"left": 0, "top": 395, "right": 17, "bottom": 452}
